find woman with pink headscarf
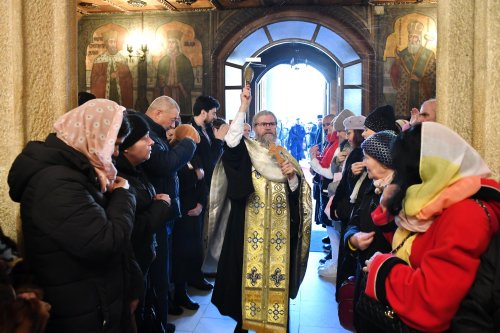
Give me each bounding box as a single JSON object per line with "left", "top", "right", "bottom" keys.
{"left": 8, "top": 99, "right": 138, "bottom": 333}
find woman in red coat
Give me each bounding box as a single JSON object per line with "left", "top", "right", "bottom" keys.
{"left": 363, "top": 122, "right": 500, "bottom": 332}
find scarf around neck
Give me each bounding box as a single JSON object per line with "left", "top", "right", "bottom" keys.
{"left": 318, "top": 131, "right": 339, "bottom": 168}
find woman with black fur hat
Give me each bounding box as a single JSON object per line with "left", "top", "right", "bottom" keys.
{"left": 115, "top": 112, "right": 173, "bottom": 331}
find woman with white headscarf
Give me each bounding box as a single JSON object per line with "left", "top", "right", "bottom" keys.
{"left": 361, "top": 122, "right": 500, "bottom": 332}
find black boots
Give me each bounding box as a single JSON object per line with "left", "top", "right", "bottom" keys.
{"left": 174, "top": 283, "right": 200, "bottom": 311}
{"left": 188, "top": 278, "right": 214, "bottom": 291}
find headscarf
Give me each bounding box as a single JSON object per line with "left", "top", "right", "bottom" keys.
{"left": 317, "top": 131, "right": 339, "bottom": 168}
{"left": 53, "top": 99, "right": 125, "bottom": 192}
{"left": 396, "top": 122, "right": 491, "bottom": 233}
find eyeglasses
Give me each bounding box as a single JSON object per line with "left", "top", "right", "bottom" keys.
{"left": 255, "top": 122, "right": 277, "bottom": 127}
{"left": 323, "top": 122, "right": 333, "bottom": 127}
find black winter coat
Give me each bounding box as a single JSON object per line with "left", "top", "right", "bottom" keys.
{"left": 116, "top": 155, "right": 172, "bottom": 274}
{"left": 8, "top": 134, "right": 136, "bottom": 333}
{"left": 189, "top": 118, "right": 224, "bottom": 190}
{"left": 344, "top": 183, "right": 394, "bottom": 265}
{"left": 330, "top": 147, "right": 365, "bottom": 222}
{"left": 452, "top": 230, "right": 500, "bottom": 332}
{"left": 138, "top": 113, "right": 196, "bottom": 219}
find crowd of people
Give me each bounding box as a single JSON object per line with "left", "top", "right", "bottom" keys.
{"left": 2, "top": 87, "right": 499, "bottom": 333}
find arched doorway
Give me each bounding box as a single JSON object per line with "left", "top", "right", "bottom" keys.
{"left": 214, "top": 10, "right": 375, "bottom": 120}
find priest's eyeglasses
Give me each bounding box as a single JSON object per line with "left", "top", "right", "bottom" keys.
{"left": 255, "top": 122, "right": 277, "bottom": 127}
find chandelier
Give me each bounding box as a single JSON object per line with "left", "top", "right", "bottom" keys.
{"left": 176, "top": 0, "right": 197, "bottom": 5}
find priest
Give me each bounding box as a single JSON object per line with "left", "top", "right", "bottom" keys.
{"left": 205, "top": 85, "right": 312, "bottom": 333}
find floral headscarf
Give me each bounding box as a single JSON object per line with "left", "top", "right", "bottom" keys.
{"left": 396, "top": 122, "right": 491, "bottom": 233}
{"left": 53, "top": 99, "right": 125, "bottom": 192}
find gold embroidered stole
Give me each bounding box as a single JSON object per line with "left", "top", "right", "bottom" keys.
{"left": 242, "top": 169, "right": 290, "bottom": 333}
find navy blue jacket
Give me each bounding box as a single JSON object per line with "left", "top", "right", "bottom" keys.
{"left": 138, "top": 113, "right": 196, "bottom": 218}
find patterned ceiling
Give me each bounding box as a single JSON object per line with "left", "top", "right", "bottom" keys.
{"left": 77, "top": 0, "right": 436, "bottom": 14}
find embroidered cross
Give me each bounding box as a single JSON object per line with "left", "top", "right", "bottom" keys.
{"left": 270, "top": 267, "right": 286, "bottom": 287}
{"left": 246, "top": 267, "right": 262, "bottom": 286}
{"left": 245, "top": 302, "right": 261, "bottom": 317}
{"left": 271, "top": 193, "right": 287, "bottom": 215}
{"left": 268, "top": 303, "right": 285, "bottom": 321}
{"left": 250, "top": 194, "right": 265, "bottom": 214}
{"left": 270, "top": 231, "right": 286, "bottom": 251}
{"left": 248, "top": 231, "right": 264, "bottom": 250}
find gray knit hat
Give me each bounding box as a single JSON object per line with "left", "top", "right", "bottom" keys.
{"left": 343, "top": 116, "right": 366, "bottom": 131}
{"left": 333, "top": 109, "right": 355, "bottom": 132}
{"left": 361, "top": 130, "right": 397, "bottom": 167}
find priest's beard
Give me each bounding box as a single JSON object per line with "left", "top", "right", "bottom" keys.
{"left": 255, "top": 132, "right": 277, "bottom": 148}
{"left": 408, "top": 39, "right": 422, "bottom": 54}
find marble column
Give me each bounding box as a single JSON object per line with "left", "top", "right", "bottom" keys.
{"left": 0, "top": 0, "right": 77, "bottom": 240}
{"left": 437, "top": 0, "right": 499, "bottom": 179}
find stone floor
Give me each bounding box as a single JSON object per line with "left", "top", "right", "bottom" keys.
{"left": 169, "top": 250, "right": 351, "bottom": 333}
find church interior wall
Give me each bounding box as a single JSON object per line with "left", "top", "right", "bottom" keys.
{"left": 1, "top": 1, "right": 497, "bottom": 243}
{"left": 77, "top": 4, "right": 437, "bottom": 118}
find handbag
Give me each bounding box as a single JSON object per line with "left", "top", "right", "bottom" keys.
{"left": 355, "top": 230, "right": 421, "bottom": 333}
{"left": 356, "top": 280, "right": 421, "bottom": 333}
{"left": 338, "top": 276, "right": 356, "bottom": 331}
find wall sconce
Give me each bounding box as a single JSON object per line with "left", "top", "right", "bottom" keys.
{"left": 127, "top": 43, "right": 148, "bottom": 62}
{"left": 373, "top": 5, "right": 385, "bottom": 16}
{"left": 126, "top": 12, "right": 148, "bottom": 62}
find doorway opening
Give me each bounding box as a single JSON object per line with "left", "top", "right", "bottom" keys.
{"left": 257, "top": 63, "right": 327, "bottom": 149}
{"left": 259, "top": 63, "right": 326, "bottom": 128}
{"left": 218, "top": 16, "right": 374, "bottom": 123}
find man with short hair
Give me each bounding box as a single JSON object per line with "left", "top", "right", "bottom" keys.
{"left": 243, "top": 123, "right": 251, "bottom": 138}
{"left": 206, "top": 86, "right": 311, "bottom": 333}
{"left": 404, "top": 98, "right": 438, "bottom": 131}
{"left": 313, "top": 114, "right": 324, "bottom": 147}
{"left": 310, "top": 114, "right": 335, "bottom": 225}
{"left": 190, "top": 95, "right": 229, "bottom": 190}
{"left": 413, "top": 98, "right": 437, "bottom": 124}
{"left": 138, "top": 96, "right": 197, "bottom": 333}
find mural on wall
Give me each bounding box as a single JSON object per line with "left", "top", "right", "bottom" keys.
{"left": 153, "top": 22, "right": 203, "bottom": 115}
{"left": 86, "top": 24, "right": 134, "bottom": 108}
{"left": 84, "top": 20, "right": 203, "bottom": 113}
{"left": 383, "top": 13, "right": 437, "bottom": 117}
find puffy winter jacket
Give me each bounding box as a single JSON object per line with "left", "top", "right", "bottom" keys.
{"left": 8, "top": 134, "right": 136, "bottom": 333}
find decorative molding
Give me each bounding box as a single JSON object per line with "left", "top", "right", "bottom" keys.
{"left": 77, "top": 8, "right": 90, "bottom": 15}
{"left": 127, "top": 0, "right": 147, "bottom": 7}
{"left": 157, "top": 0, "right": 178, "bottom": 11}
{"left": 210, "top": 0, "right": 224, "bottom": 9}
{"left": 368, "top": 0, "right": 437, "bottom": 4}
{"left": 101, "top": 0, "right": 128, "bottom": 11}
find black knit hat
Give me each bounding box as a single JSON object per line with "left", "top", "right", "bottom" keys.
{"left": 364, "top": 105, "right": 397, "bottom": 133}
{"left": 361, "top": 130, "right": 397, "bottom": 168}
{"left": 120, "top": 114, "right": 150, "bottom": 150}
